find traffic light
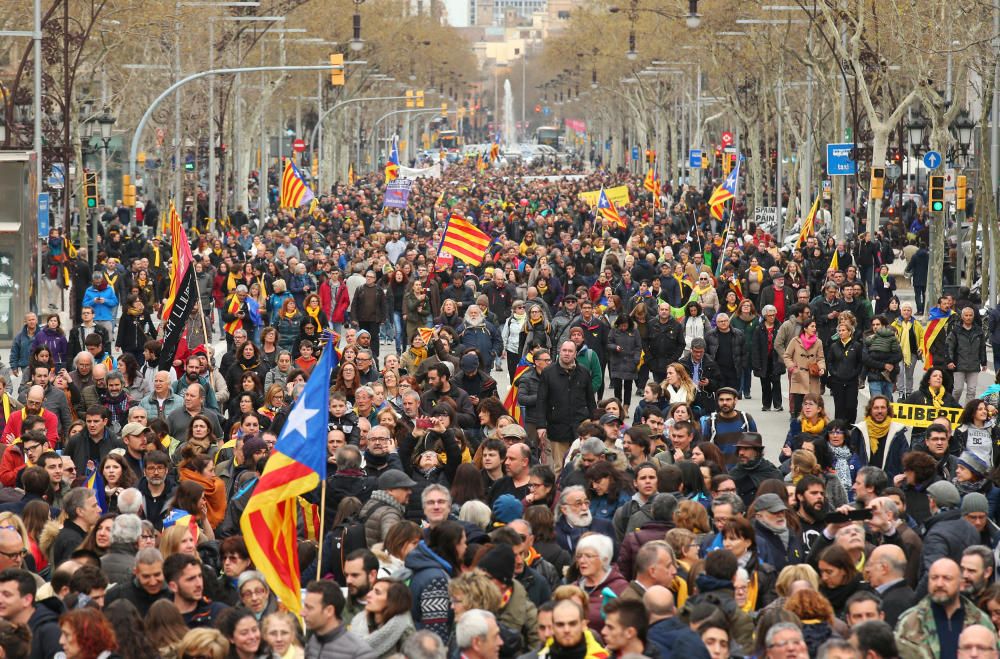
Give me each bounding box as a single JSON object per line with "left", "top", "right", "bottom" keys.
{"left": 722, "top": 153, "right": 732, "bottom": 175}
{"left": 870, "top": 167, "right": 885, "bottom": 201}
{"left": 645, "top": 149, "right": 655, "bottom": 164}
{"left": 122, "top": 174, "right": 135, "bottom": 207}
{"left": 416, "top": 90, "right": 424, "bottom": 108}
{"left": 406, "top": 90, "right": 414, "bottom": 108}
{"left": 84, "top": 171, "right": 98, "bottom": 208}
{"left": 329, "top": 53, "right": 345, "bottom": 86}
{"left": 957, "top": 175, "right": 967, "bottom": 211}
{"left": 929, "top": 175, "right": 945, "bottom": 212}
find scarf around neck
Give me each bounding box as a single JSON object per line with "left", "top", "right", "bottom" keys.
{"left": 865, "top": 416, "right": 892, "bottom": 455}
{"left": 800, "top": 416, "right": 827, "bottom": 435}
{"left": 800, "top": 332, "right": 818, "bottom": 351}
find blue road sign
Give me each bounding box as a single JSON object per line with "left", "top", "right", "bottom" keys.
{"left": 826, "top": 143, "right": 857, "bottom": 176}
{"left": 923, "top": 151, "right": 942, "bottom": 170}
{"left": 38, "top": 193, "right": 50, "bottom": 238}
{"left": 631, "top": 146, "right": 640, "bottom": 161}
{"left": 689, "top": 149, "right": 703, "bottom": 168}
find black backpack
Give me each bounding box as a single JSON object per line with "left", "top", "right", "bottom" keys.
{"left": 323, "top": 514, "right": 370, "bottom": 585}
{"left": 322, "top": 497, "right": 392, "bottom": 584}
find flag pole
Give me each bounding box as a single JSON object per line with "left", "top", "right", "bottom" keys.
{"left": 316, "top": 479, "right": 327, "bottom": 581}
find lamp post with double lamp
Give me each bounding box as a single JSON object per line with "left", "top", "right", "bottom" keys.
{"left": 609, "top": 0, "right": 701, "bottom": 61}
{"left": 83, "top": 107, "right": 115, "bottom": 204}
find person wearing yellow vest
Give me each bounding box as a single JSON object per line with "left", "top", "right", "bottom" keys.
{"left": 222, "top": 285, "right": 250, "bottom": 352}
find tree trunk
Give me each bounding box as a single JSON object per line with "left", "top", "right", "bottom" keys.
{"left": 866, "top": 127, "right": 891, "bottom": 236}
{"left": 748, "top": 122, "right": 763, "bottom": 211}
{"left": 926, "top": 125, "right": 952, "bottom": 308}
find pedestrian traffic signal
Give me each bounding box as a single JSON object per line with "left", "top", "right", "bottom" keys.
{"left": 329, "top": 53, "right": 345, "bottom": 86}
{"left": 929, "top": 175, "right": 945, "bottom": 212}
{"left": 84, "top": 171, "right": 98, "bottom": 208}
{"left": 416, "top": 90, "right": 424, "bottom": 108}
{"left": 406, "top": 90, "right": 414, "bottom": 108}
{"left": 957, "top": 175, "right": 967, "bottom": 211}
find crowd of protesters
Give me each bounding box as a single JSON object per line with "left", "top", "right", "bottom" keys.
{"left": 0, "top": 157, "right": 997, "bottom": 659}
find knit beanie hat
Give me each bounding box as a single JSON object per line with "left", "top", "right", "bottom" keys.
{"left": 961, "top": 492, "right": 990, "bottom": 515}
{"left": 957, "top": 451, "right": 990, "bottom": 480}
{"left": 477, "top": 544, "right": 515, "bottom": 587}
{"left": 492, "top": 494, "right": 523, "bottom": 525}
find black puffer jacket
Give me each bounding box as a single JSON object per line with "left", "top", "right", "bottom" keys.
{"left": 826, "top": 336, "right": 864, "bottom": 383}
{"left": 947, "top": 322, "right": 987, "bottom": 371}
{"left": 645, "top": 317, "right": 685, "bottom": 374}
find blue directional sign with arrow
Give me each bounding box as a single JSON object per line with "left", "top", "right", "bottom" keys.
{"left": 923, "top": 151, "right": 942, "bottom": 170}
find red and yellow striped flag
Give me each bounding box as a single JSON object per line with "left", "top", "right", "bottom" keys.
{"left": 439, "top": 213, "right": 490, "bottom": 266}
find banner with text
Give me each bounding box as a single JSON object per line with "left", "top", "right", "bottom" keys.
{"left": 382, "top": 179, "right": 414, "bottom": 209}
{"left": 891, "top": 402, "right": 963, "bottom": 428}
{"left": 579, "top": 185, "right": 631, "bottom": 208}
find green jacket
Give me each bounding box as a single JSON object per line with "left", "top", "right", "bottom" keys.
{"left": 499, "top": 579, "right": 538, "bottom": 651}
{"left": 895, "top": 596, "right": 996, "bottom": 659}
{"left": 576, "top": 346, "right": 603, "bottom": 393}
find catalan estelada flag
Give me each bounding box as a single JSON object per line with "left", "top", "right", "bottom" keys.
{"left": 489, "top": 139, "right": 500, "bottom": 163}
{"left": 348, "top": 163, "right": 356, "bottom": 187}
{"left": 384, "top": 136, "right": 400, "bottom": 184}
{"left": 797, "top": 191, "right": 820, "bottom": 249}
{"left": 829, "top": 251, "right": 839, "bottom": 271}
{"left": 709, "top": 157, "right": 741, "bottom": 220}
{"left": 280, "top": 158, "right": 315, "bottom": 209}
{"left": 240, "top": 329, "right": 337, "bottom": 616}
{"left": 597, "top": 187, "right": 626, "bottom": 229}
{"left": 502, "top": 353, "right": 534, "bottom": 424}
{"left": 439, "top": 213, "right": 490, "bottom": 266}
{"left": 922, "top": 307, "right": 953, "bottom": 369}
{"left": 86, "top": 469, "right": 107, "bottom": 514}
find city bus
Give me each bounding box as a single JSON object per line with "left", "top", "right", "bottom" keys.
{"left": 535, "top": 126, "right": 562, "bottom": 149}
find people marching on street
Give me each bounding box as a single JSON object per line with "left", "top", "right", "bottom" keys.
{"left": 4, "top": 153, "right": 998, "bottom": 659}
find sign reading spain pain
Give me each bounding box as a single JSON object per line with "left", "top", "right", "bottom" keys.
{"left": 891, "top": 402, "right": 963, "bottom": 428}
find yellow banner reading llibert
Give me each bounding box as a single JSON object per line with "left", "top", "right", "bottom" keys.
{"left": 579, "top": 185, "right": 631, "bottom": 208}
{"left": 891, "top": 402, "right": 962, "bottom": 428}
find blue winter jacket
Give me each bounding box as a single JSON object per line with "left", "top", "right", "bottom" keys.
{"left": 646, "top": 616, "right": 712, "bottom": 659}
{"left": 404, "top": 541, "right": 454, "bottom": 644}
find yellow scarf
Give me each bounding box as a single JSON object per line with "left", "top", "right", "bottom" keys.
{"left": 800, "top": 416, "right": 827, "bottom": 435}
{"left": 226, "top": 271, "right": 239, "bottom": 291}
{"left": 281, "top": 308, "right": 298, "bottom": 320}
{"left": 104, "top": 272, "right": 118, "bottom": 287}
{"left": 748, "top": 265, "right": 764, "bottom": 283}
{"left": 865, "top": 416, "right": 892, "bottom": 455}
{"left": 741, "top": 570, "right": 759, "bottom": 613}
{"left": 257, "top": 276, "right": 268, "bottom": 299}
{"left": 693, "top": 282, "right": 713, "bottom": 296}
{"left": 898, "top": 319, "right": 913, "bottom": 365}
{"left": 152, "top": 246, "right": 161, "bottom": 268}
{"left": 928, "top": 385, "right": 945, "bottom": 409}
{"left": 306, "top": 305, "right": 324, "bottom": 330}
{"left": 408, "top": 346, "right": 428, "bottom": 366}
{"left": 1, "top": 394, "right": 9, "bottom": 426}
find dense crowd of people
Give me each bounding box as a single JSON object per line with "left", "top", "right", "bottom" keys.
{"left": 0, "top": 158, "right": 997, "bottom": 659}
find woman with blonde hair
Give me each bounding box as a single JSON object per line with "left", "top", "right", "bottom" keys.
{"left": 662, "top": 362, "right": 697, "bottom": 406}
{"left": 551, "top": 585, "right": 590, "bottom": 619}
{"left": 262, "top": 612, "right": 304, "bottom": 659}
{"left": 159, "top": 522, "right": 199, "bottom": 559}
{"left": 176, "top": 628, "right": 230, "bottom": 659}
{"left": 788, "top": 449, "right": 823, "bottom": 484}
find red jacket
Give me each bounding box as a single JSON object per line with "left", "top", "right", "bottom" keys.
{"left": 0, "top": 445, "right": 25, "bottom": 487}
{"left": 331, "top": 281, "right": 350, "bottom": 324}
{"left": 1, "top": 409, "right": 59, "bottom": 447}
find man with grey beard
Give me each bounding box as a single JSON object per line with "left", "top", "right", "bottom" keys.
{"left": 553, "top": 485, "right": 617, "bottom": 555}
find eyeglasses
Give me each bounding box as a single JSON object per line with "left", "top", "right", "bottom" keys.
{"left": 716, "top": 486, "right": 737, "bottom": 494}
{"left": 576, "top": 552, "right": 600, "bottom": 561}
{"left": 0, "top": 549, "right": 25, "bottom": 560}
{"left": 242, "top": 588, "right": 267, "bottom": 598}
{"left": 141, "top": 534, "right": 155, "bottom": 540}
{"left": 565, "top": 499, "right": 590, "bottom": 509}
{"left": 369, "top": 437, "right": 390, "bottom": 444}
{"left": 527, "top": 482, "right": 544, "bottom": 489}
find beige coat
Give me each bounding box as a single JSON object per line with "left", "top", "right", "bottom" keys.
{"left": 783, "top": 335, "right": 826, "bottom": 395}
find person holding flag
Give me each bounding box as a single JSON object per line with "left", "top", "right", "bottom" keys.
{"left": 596, "top": 187, "right": 626, "bottom": 230}
{"left": 241, "top": 329, "right": 339, "bottom": 617}
{"left": 708, "top": 156, "right": 741, "bottom": 221}
{"left": 384, "top": 136, "right": 401, "bottom": 184}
